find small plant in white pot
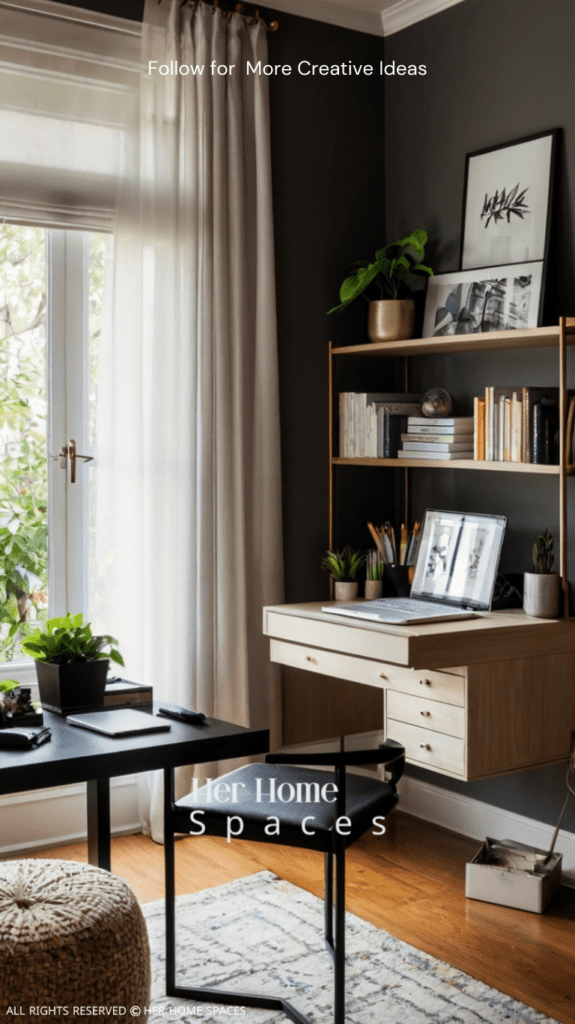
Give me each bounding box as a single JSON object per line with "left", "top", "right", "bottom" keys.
{"left": 523, "top": 529, "right": 559, "bottom": 619}
{"left": 365, "top": 550, "right": 384, "bottom": 600}
{"left": 322, "top": 547, "right": 364, "bottom": 601}
{"left": 328, "top": 229, "right": 433, "bottom": 343}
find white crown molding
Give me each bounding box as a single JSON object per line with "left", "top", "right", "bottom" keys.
{"left": 262, "top": 0, "right": 384, "bottom": 37}
{"left": 381, "top": 0, "right": 467, "bottom": 37}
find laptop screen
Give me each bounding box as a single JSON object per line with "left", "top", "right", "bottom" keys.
{"left": 411, "top": 510, "right": 506, "bottom": 611}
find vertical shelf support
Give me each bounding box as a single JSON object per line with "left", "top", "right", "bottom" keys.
{"left": 559, "top": 316, "right": 569, "bottom": 619}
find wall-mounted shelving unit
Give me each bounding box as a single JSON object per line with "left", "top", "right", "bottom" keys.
{"left": 328, "top": 316, "right": 575, "bottom": 618}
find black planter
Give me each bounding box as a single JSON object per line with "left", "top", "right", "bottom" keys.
{"left": 35, "top": 659, "right": 109, "bottom": 714}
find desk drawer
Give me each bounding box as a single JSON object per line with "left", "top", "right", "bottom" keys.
{"left": 386, "top": 720, "right": 465, "bottom": 777}
{"left": 387, "top": 691, "right": 465, "bottom": 739}
{"left": 270, "top": 638, "right": 465, "bottom": 705}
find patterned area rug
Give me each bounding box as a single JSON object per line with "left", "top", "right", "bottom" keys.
{"left": 143, "top": 870, "right": 558, "bottom": 1024}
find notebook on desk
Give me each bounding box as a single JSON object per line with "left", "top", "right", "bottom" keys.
{"left": 322, "top": 510, "right": 506, "bottom": 625}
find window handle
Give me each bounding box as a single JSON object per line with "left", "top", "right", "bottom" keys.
{"left": 50, "top": 439, "right": 93, "bottom": 483}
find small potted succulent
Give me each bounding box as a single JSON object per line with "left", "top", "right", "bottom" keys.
{"left": 20, "top": 613, "right": 124, "bottom": 714}
{"left": 523, "top": 529, "right": 559, "bottom": 619}
{"left": 322, "top": 547, "right": 364, "bottom": 601}
{"left": 328, "top": 229, "right": 433, "bottom": 343}
{"left": 365, "top": 550, "right": 384, "bottom": 600}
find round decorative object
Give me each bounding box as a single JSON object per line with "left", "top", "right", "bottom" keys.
{"left": 0, "top": 859, "right": 150, "bottom": 1016}
{"left": 420, "top": 387, "right": 453, "bottom": 418}
{"left": 367, "top": 300, "right": 415, "bottom": 343}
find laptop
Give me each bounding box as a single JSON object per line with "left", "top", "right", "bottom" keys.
{"left": 322, "top": 510, "right": 506, "bottom": 625}
{"left": 66, "top": 708, "right": 172, "bottom": 738}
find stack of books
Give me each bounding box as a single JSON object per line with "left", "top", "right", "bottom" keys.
{"left": 397, "top": 416, "right": 474, "bottom": 459}
{"left": 103, "top": 679, "right": 153, "bottom": 710}
{"left": 339, "top": 392, "right": 421, "bottom": 458}
{"left": 473, "top": 386, "right": 561, "bottom": 463}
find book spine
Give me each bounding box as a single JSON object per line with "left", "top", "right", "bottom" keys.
{"left": 532, "top": 402, "right": 542, "bottom": 463}
{"left": 384, "top": 415, "right": 407, "bottom": 458}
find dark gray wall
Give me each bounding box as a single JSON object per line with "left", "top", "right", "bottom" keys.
{"left": 385, "top": 0, "right": 575, "bottom": 830}
{"left": 267, "top": 14, "right": 387, "bottom": 602}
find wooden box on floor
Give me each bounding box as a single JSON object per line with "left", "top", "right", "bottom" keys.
{"left": 465, "top": 838, "right": 562, "bottom": 913}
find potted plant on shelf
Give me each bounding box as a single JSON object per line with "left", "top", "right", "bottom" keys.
{"left": 523, "top": 529, "right": 559, "bottom": 619}
{"left": 20, "top": 613, "right": 124, "bottom": 714}
{"left": 322, "top": 547, "right": 364, "bottom": 601}
{"left": 327, "top": 229, "right": 433, "bottom": 343}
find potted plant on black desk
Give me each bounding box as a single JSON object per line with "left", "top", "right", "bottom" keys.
{"left": 20, "top": 613, "right": 124, "bottom": 714}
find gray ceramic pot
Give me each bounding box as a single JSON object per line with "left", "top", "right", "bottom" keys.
{"left": 523, "top": 572, "right": 560, "bottom": 619}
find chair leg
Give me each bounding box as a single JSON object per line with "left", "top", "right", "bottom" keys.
{"left": 324, "top": 851, "right": 334, "bottom": 949}
{"left": 333, "top": 846, "right": 346, "bottom": 1024}
{"left": 164, "top": 768, "right": 177, "bottom": 996}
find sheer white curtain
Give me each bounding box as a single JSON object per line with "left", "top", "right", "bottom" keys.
{"left": 95, "top": 0, "right": 283, "bottom": 838}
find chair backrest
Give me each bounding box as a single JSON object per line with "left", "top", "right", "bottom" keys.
{"left": 266, "top": 740, "right": 405, "bottom": 819}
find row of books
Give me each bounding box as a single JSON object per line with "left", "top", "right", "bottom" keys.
{"left": 473, "top": 387, "right": 561, "bottom": 464}
{"left": 338, "top": 392, "right": 421, "bottom": 458}
{"left": 397, "top": 417, "right": 474, "bottom": 460}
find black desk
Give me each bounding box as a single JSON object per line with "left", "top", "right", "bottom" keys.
{"left": 0, "top": 704, "right": 269, "bottom": 869}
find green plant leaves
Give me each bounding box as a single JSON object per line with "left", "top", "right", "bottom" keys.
{"left": 328, "top": 229, "right": 433, "bottom": 312}
{"left": 19, "top": 612, "right": 124, "bottom": 666}
{"left": 321, "top": 546, "right": 365, "bottom": 582}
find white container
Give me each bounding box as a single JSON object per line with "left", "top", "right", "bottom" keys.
{"left": 334, "top": 581, "right": 358, "bottom": 601}
{"left": 523, "top": 572, "right": 560, "bottom": 618}
{"left": 466, "top": 838, "right": 562, "bottom": 914}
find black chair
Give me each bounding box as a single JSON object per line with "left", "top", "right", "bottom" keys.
{"left": 163, "top": 739, "right": 405, "bottom": 1024}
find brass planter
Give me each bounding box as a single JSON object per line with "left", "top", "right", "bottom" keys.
{"left": 368, "top": 300, "right": 415, "bottom": 343}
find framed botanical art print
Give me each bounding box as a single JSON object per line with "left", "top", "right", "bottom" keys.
{"left": 422, "top": 262, "right": 544, "bottom": 338}
{"left": 460, "top": 130, "right": 558, "bottom": 270}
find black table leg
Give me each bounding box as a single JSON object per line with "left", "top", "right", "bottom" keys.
{"left": 87, "top": 778, "right": 111, "bottom": 870}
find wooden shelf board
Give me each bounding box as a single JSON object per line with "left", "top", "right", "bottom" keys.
{"left": 331, "top": 323, "right": 575, "bottom": 358}
{"left": 333, "top": 457, "right": 561, "bottom": 473}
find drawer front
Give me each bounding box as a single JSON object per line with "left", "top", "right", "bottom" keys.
{"left": 386, "top": 720, "right": 465, "bottom": 777}
{"left": 387, "top": 691, "right": 465, "bottom": 738}
{"left": 269, "top": 638, "right": 465, "bottom": 705}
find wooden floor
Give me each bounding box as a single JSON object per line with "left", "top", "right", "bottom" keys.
{"left": 29, "top": 812, "right": 575, "bottom": 1024}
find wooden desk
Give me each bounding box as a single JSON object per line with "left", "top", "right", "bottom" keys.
{"left": 263, "top": 603, "right": 575, "bottom": 781}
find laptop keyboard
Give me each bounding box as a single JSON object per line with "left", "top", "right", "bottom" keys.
{"left": 372, "top": 598, "right": 452, "bottom": 614}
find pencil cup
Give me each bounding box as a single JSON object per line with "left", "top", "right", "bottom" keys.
{"left": 365, "top": 579, "right": 383, "bottom": 600}
{"left": 385, "top": 564, "right": 412, "bottom": 597}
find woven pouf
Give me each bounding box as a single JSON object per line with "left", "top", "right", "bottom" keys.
{"left": 0, "top": 859, "right": 150, "bottom": 1018}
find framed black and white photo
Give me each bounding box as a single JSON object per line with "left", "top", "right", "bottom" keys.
{"left": 460, "top": 130, "right": 558, "bottom": 270}
{"left": 422, "top": 262, "right": 544, "bottom": 338}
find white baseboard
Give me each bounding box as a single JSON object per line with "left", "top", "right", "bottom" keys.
{"left": 0, "top": 776, "right": 142, "bottom": 858}
{"left": 280, "top": 735, "right": 575, "bottom": 886}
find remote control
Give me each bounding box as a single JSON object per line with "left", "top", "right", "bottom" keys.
{"left": 157, "top": 704, "right": 206, "bottom": 724}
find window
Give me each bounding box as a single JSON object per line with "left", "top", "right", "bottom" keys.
{"left": 0, "top": 224, "right": 109, "bottom": 678}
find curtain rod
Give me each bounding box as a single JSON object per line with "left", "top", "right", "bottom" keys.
{"left": 157, "top": 0, "right": 279, "bottom": 34}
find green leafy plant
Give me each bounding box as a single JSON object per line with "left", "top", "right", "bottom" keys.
{"left": 532, "top": 529, "right": 555, "bottom": 575}
{"left": 20, "top": 613, "right": 124, "bottom": 666}
{"left": 328, "top": 229, "right": 433, "bottom": 314}
{"left": 321, "top": 547, "right": 364, "bottom": 582}
{"left": 0, "top": 679, "right": 20, "bottom": 693}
